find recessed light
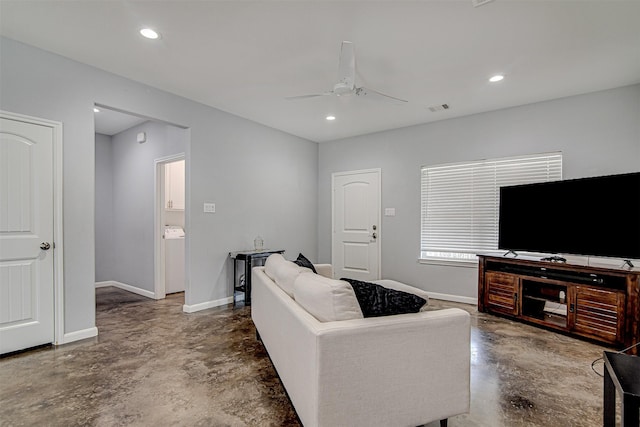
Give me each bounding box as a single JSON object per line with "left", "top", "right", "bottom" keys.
{"left": 140, "top": 28, "right": 160, "bottom": 40}
{"left": 489, "top": 75, "right": 504, "bottom": 83}
{"left": 93, "top": 108, "right": 100, "bottom": 113}
{"left": 326, "top": 115, "right": 336, "bottom": 121}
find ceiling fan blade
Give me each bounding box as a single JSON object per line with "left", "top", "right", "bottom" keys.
{"left": 337, "top": 41, "right": 356, "bottom": 89}
{"left": 285, "top": 92, "right": 333, "bottom": 100}
{"left": 355, "top": 87, "right": 408, "bottom": 104}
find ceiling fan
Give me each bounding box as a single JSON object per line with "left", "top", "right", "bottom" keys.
{"left": 286, "top": 41, "right": 408, "bottom": 104}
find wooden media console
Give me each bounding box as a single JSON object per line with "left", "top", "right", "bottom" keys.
{"left": 477, "top": 255, "right": 640, "bottom": 354}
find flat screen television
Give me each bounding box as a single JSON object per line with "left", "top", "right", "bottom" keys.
{"left": 498, "top": 172, "right": 640, "bottom": 260}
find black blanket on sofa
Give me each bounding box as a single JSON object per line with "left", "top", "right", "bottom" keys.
{"left": 341, "top": 278, "right": 426, "bottom": 318}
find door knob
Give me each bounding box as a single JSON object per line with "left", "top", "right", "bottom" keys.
{"left": 371, "top": 232, "right": 377, "bottom": 239}
{"left": 40, "top": 242, "right": 51, "bottom": 250}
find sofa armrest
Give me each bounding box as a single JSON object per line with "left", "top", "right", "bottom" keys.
{"left": 252, "top": 266, "right": 323, "bottom": 422}
{"left": 314, "top": 309, "right": 471, "bottom": 427}
{"left": 313, "top": 264, "right": 333, "bottom": 278}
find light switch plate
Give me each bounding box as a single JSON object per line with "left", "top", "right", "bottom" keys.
{"left": 203, "top": 202, "right": 216, "bottom": 213}
{"left": 384, "top": 208, "right": 396, "bottom": 216}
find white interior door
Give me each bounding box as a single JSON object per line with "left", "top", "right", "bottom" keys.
{"left": 332, "top": 169, "right": 381, "bottom": 281}
{"left": 0, "top": 116, "right": 55, "bottom": 354}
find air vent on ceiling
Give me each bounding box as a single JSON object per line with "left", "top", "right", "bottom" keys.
{"left": 427, "top": 104, "right": 450, "bottom": 113}
{"left": 471, "top": 0, "right": 495, "bottom": 7}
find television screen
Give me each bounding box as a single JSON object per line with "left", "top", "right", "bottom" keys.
{"left": 498, "top": 172, "right": 640, "bottom": 259}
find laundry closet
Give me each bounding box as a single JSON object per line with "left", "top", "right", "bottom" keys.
{"left": 163, "top": 159, "right": 185, "bottom": 294}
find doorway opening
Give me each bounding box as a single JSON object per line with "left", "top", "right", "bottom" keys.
{"left": 155, "top": 155, "right": 186, "bottom": 300}
{"left": 94, "top": 105, "right": 188, "bottom": 305}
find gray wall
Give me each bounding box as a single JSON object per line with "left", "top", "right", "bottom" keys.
{"left": 0, "top": 37, "right": 318, "bottom": 335}
{"left": 94, "top": 133, "right": 114, "bottom": 282}
{"left": 318, "top": 84, "right": 640, "bottom": 299}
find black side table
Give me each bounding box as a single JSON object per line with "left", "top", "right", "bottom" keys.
{"left": 229, "top": 249, "right": 284, "bottom": 306}
{"left": 603, "top": 350, "right": 640, "bottom": 427}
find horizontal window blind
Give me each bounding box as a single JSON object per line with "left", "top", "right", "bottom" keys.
{"left": 420, "top": 153, "right": 562, "bottom": 260}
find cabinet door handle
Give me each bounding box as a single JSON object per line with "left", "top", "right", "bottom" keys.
{"left": 569, "top": 303, "right": 575, "bottom": 313}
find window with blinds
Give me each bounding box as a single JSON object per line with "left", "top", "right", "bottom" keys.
{"left": 420, "top": 152, "right": 562, "bottom": 262}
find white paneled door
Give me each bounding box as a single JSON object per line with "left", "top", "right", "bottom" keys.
{"left": 332, "top": 169, "right": 381, "bottom": 281}
{"left": 0, "top": 116, "right": 55, "bottom": 354}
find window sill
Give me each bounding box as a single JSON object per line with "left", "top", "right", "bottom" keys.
{"left": 418, "top": 258, "right": 478, "bottom": 268}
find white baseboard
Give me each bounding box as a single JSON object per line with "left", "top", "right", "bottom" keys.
{"left": 427, "top": 292, "right": 477, "bottom": 305}
{"left": 95, "top": 281, "right": 156, "bottom": 299}
{"left": 59, "top": 326, "right": 99, "bottom": 345}
{"left": 182, "top": 296, "right": 234, "bottom": 313}
{"left": 95, "top": 280, "right": 114, "bottom": 288}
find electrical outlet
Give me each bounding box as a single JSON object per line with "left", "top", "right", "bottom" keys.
{"left": 203, "top": 203, "right": 216, "bottom": 213}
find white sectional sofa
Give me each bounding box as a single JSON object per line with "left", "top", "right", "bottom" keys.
{"left": 251, "top": 254, "right": 471, "bottom": 427}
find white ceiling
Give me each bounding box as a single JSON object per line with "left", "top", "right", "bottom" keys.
{"left": 1, "top": 1, "right": 639, "bottom": 143}
{"left": 94, "top": 107, "right": 148, "bottom": 136}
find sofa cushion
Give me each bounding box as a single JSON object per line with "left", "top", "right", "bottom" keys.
{"left": 293, "top": 253, "right": 317, "bottom": 274}
{"left": 341, "top": 278, "right": 427, "bottom": 317}
{"left": 293, "top": 272, "right": 364, "bottom": 322}
{"left": 264, "top": 253, "right": 309, "bottom": 297}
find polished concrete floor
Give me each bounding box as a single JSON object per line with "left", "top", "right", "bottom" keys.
{"left": 0, "top": 287, "right": 615, "bottom": 426}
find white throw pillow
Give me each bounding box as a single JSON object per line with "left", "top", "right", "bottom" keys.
{"left": 264, "top": 253, "right": 309, "bottom": 297}
{"left": 293, "top": 272, "right": 364, "bottom": 322}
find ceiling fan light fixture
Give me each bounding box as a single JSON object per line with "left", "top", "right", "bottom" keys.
{"left": 326, "top": 115, "right": 336, "bottom": 121}
{"left": 333, "top": 82, "right": 352, "bottom": 96}
{"left": 489, "top": 74, "right": 504, "bottom": 83}
{"left": 140, "top": 28, "right": 160, "bottom": 40}
{"left": 286, "top": 41, "right": 407, "bottom": 104}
